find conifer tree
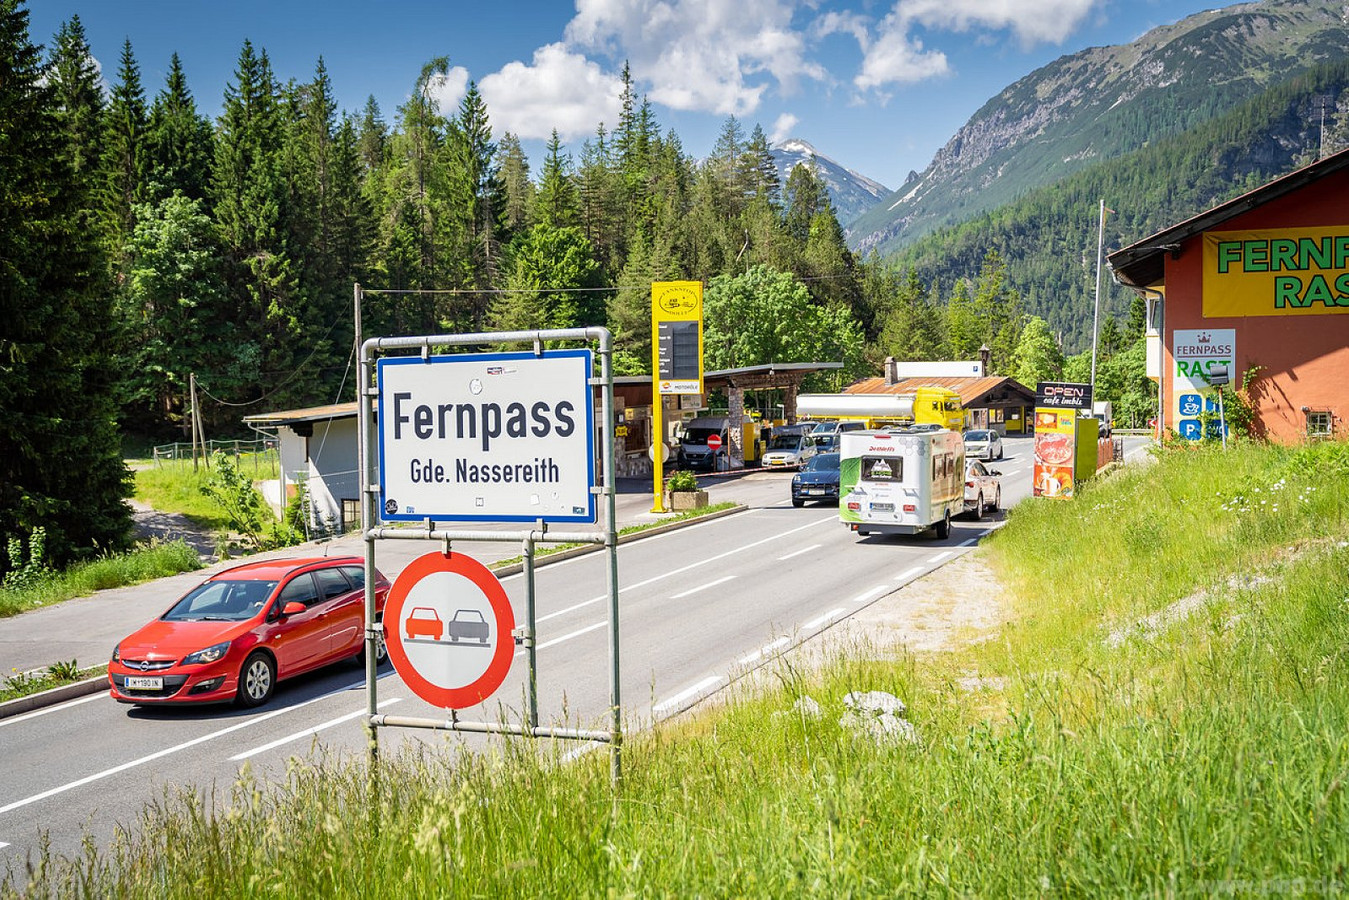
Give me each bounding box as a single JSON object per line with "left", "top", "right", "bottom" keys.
{"left": 145, "top": 53, "right": 213, "bottom": 202}
{"left": 497, "top": 132, "right": 534, "bottom": 236}
{"left": 0, "top": 0, "right": 131, "bottom": 570}
{"left": 535, "top": 129, "right": 579, "bottom": 229}
{"left": 445, "top": 80, "right": 505, "bottom": 326}
{"left": 99, "top": 38, "right": 149, "bottom": 269}
{"left": 45, "top": 15, "right": 103, "bottom": 183}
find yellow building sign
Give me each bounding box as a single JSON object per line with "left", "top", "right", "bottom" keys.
{"left": 651, "top": 281, "right": 704, "bottom": 395}
{"left": 1203, "top": 227, "right": 1349, "bottom": 317}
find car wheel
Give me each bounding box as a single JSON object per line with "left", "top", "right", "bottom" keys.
{"left": 934, "top": 510, "right": 951, "bottom": 540}
{"left": 973, "top": 493, "right": 984, "bottom": 520}
{"left": 992, "top": 488, "right": 1001, "bottom": 512}
{"left": 792, "top": 498, "right": 805, "bottom": 508}
{"left": 236, "top": 652, "right": 276, "bottom": 708}
{"left": 353, "top": 617, "right": 387, "bottom": 667}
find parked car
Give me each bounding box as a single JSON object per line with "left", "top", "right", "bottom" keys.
{"left": 448, "top": 608, "right": 490, "bottom": 643}
{"left": 108, "top": 556, "right": 391, "bottom": 708}
{"left": 963, "top": 460, "right": 1002, "bottom": 519}
{"left": 962, "top": 429, "right": 1004, "bottom": 461}
{"left": 762, "top": 432, "right": 816, "bottom": 469}
{"left": 791, "top": 452, "right": 841, "bottom": 507}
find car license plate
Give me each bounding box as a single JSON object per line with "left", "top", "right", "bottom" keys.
{"left": 806, "top": 489, "right": 824, "bottom": 496}
{"left": 871, "top": 502, "right": 894, "bottom": 512}
{"left": 125, "top": 676, "right": 163, "bottom": 690}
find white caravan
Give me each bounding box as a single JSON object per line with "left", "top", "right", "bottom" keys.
{"left": 838, "top": 428, "right": 965, "bottom": 539}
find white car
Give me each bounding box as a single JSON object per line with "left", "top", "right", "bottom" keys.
{"left": 962, "top": 429, "right": 1004, "bottom": 461}
{"left": 963, "top": 460, "right": 1002, "bottom": 519}
{"left": 761, "top": 433, "right": 816, "bottom": 469}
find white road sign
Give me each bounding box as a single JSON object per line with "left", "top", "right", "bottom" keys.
{"left": 378, "top": 350, "right": 596, "bottom": 523}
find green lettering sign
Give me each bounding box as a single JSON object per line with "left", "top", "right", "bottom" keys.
{"left": 1273, "top": 275, "right": 1303, "bottom": 309}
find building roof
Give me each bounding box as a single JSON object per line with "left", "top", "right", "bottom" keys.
{"left": 243, "top": 402, "right": 359, "bottom": 426}
{"left": 844, "top": 375, "right": 1036, "bottom": 408}
{"left": 1108, "top": 146, "right": 1349, "bottom": 290}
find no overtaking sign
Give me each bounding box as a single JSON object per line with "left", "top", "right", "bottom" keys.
{"left": 378, "top": 350, "right": 596, "bottom": 523}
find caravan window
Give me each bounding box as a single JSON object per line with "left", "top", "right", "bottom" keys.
{"left": 861, "top": 456, "right": 902, "bottom": 482}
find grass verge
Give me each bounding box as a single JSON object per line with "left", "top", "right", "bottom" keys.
{"left": 131, "top": 452, "right": 279, "bottom": 531}
{"left": 0, "top": 662, "right": 106, "bottom": 704}
{"left": 7, "top": 441, "right": 1349, "bottom": 896}
{"left": 0, "top": 540, "right": 202, "bottom": 620}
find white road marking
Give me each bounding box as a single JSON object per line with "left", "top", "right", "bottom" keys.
{"left": 230, "top": 698, "right": 403, "bottom": 761}
{"left": 653, "top": 675, "right": 724, "bottom": 714}
{"left": 0, "top": 687, "right": 356, "bottom": 817}
{"left": 804, "top": 608, "right": 846, "bottom": 630}
{"left": 536, "top": 515, "right": 833, "bottom": 625}
{"left": 895, "top": 566, "right": 924, "bottom": 582}
{"left": 671, "top": 575, "right": 736, "bottom": 600}
{"left": 959, "top": 537, "right": 979, "bottom": 547}
{"left": 0, "top": 842, "right": 8, "bottom": 849}
{"left": 0, "top": 691, "right": 103, "bottom": 729}
{"left": 850, "top": 586, "right": 889, "bottom": 605}
{"left": 777, "top": 543, "right": 821, "bottom": 561}
{"left": 739, "top": 637, "right": 790, "bottom": 666}
{"left": 515, "top": 621, "right": 608, "bottom": 658}
{"left": 928, "top": 551, "right": 953, "bottom": 563}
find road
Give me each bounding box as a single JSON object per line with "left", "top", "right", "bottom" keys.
{"left": 0, "top": 434, "right": 1147, "bottom": 864}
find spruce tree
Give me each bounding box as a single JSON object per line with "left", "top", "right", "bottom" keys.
{"left": 46, "top": 15, "right": 103, "bottom": 183}
{"left": 145, "top": 52, "right": 213, "bottom": 202}
{"left": 0, "top": 0, "right": 131, "bottom": 570}
{"left": 99, "top": 38, "right": 149, "bottom": 270}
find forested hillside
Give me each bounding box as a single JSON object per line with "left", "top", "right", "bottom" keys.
{"left": 888, "top": 60, "right": 1349, "bottom": 353}
{"left": 848, "top": 0, "right": 1349, "bottom": 256}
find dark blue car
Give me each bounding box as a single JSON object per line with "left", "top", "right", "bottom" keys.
{"left": 790, "top": 452, "right": 840, "bottom": 507}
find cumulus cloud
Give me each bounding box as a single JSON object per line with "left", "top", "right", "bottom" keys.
{"left": 564, "top": 0, "right": 827, "bottom": 117}
{"left": 424, "top": 65, "right": 471, "bottom": 115}
{"left": 769, "top": 112, "right": 799, "bottom": 144}
{"left": 479, "top": 43, "right": 624, "bottom": 140}
{"left": 851, "top": 0, "right": 1097, "bottom": 91}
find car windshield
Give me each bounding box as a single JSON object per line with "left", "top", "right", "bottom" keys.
{"left": 964, "top": 431, "right": 990, "bottom": 441}
{"left": 810, "top": 422, "right": 835, "bottom": 435}
{"left": 163, "top": 579, "right": 278, "bottom": 622}
{"left": 768, "top": 435, "right": 801, "bottom": 450}
{"left": 804, "top": 453, "right": 840, "bottom": 472}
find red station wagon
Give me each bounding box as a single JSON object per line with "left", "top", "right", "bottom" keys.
{"left": 108, "top": 557, "right": 390, "bottom": 708}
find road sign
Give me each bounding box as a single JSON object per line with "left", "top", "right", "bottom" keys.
{"left": 652, "top": 281, "right": 703, "bottom": 395}
{"left": 377, "top": 349, "right": 596, "bottom": 523}
{"left": 384, "top": 551, "right": 516, "bottom": 710}
{"left": 706, "top": 433, "right": 722, "bottom": 451}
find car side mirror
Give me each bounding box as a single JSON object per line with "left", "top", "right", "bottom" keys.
{"left": 990, "top": 470, "right": 1001, "bottom": 477}
{"left": 281, "top": 601, "right": 307, "bottom": 617}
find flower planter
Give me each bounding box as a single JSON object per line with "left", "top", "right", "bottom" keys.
{"left": 664, "top": 489, "right": 709, "bottom": 511}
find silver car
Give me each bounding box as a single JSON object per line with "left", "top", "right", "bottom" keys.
{"left": 963, "top": 460, "right": 1002, "bottom": 519}
{"left": 962, "top": 429, "right": 1003, "bottom": 461}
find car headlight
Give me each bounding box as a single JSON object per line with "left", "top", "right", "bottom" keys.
{"left": 182, "top": 641, "right": 231, "bottom": 666}
{"left": 111, "top": 643, "right": 120, "bottom": 662}
{"left": 792, "top": 476, "right": 800, "bottom": 485}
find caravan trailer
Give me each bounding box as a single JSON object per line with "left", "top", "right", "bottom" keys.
{"left": 838, "top": 428, "right": 965, "bottom": 539}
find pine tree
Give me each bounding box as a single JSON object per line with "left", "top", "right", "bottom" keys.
{"left": 535, "top": 130, "right": 579, "bottom": 229}
{"left": 0, "top": 0, "right": 131, "bottom": 570}
{"left": 145, "top": 53, "right": 213, "bottom": 202}
{"left": 356, "top": 94, "right": 387, "bottom": 175}
{"left": 45, "top": 15, "right": 103, "bottom": 183}
{"left": 444, "top": 80, "right": 505, "bottom": 326}
{"left": 99, "top": 38, "right": 149, "bottom": 269}
{"left": 497, "top": 132, "right": 533, "bottom": 236}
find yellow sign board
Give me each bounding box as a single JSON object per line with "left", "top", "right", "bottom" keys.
{"left": 1203, "top": 227, "right": 1349, "bottom": 317}
{"left": 651, "top": 281, "right": 704, "bottom": 395}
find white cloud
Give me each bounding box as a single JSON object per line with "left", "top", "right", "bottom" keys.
{"left": 769, "top": 112, "right": 799, "bottom": 144}
{"left": 424, "top": 65, "right": 470, "bottom": 115}
{"left": 564, "top": 0, "right": 827, "bottom": 117}
{"left": 851, "top": 0, "right": 1098, "bottom": 91}
{"left": 478, "top": 43, "right": 624, "bottom": 140}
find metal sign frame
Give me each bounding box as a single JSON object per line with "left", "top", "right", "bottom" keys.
{"left": 357, "top": 327, "right": 622, "bottom": 784}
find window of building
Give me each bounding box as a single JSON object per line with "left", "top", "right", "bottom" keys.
{"left": 341, "top": 498, "right": 360, "bottom": 532}
{"left": 1306, "top": 410, "right": 1332, "bottom": 440}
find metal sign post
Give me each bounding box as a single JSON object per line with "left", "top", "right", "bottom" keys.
{"left": 357, "top": 326, "right": 622, "bottom": 784}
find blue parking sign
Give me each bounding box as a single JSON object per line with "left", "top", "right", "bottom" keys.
{"left": 1178, "top": 419, "right": 1203, "bottom": 440}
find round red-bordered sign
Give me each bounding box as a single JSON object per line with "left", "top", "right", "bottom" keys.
{"left": 384, "top": 551, "right": 516, "bottom": 709}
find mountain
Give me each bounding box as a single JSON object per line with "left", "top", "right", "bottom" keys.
{"left": 769, "top": 139, "right": 890, "bottom": 226}
{"left": 847, "top": 0, "right": 1349, "bottom": 257}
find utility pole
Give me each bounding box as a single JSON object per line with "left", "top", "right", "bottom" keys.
{"left": 189, "top": 372, "right": 199, "bottom": 472}
{"left": 1090, "top": 199, "right": 1111, "bottom": 394}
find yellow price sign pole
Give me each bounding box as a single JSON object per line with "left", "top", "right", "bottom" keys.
{"left": 651, "top": 281, "right": 704, "bottom": 512}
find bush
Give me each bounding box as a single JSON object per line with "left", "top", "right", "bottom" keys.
{"left": 665, "top": 470, "right": 700, "bottom": 492}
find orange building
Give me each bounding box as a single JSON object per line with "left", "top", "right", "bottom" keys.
{"left": 1109, "top": 148, "right": 1349, "bottom": 443}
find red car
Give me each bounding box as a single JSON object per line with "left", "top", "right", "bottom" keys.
{"left": 108, "top": 557, "right": 390, "bottom": 708}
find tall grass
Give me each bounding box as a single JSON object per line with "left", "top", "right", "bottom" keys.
{"left": 0, "top": 541, "right": 202, "bottom": 619}
{"left": 132, "top": 452, "right": 280, "bottom": 530}
{"left": 7, "top": 441, "right": 1349, "bottom": 897}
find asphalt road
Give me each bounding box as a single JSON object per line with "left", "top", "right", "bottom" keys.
{"left": 0, "top": 434, "right": 1149, "bottom": 864}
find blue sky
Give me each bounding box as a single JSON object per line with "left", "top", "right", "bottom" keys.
{"left": 28, "top": 0, "right": 1224, "bottom": 190}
